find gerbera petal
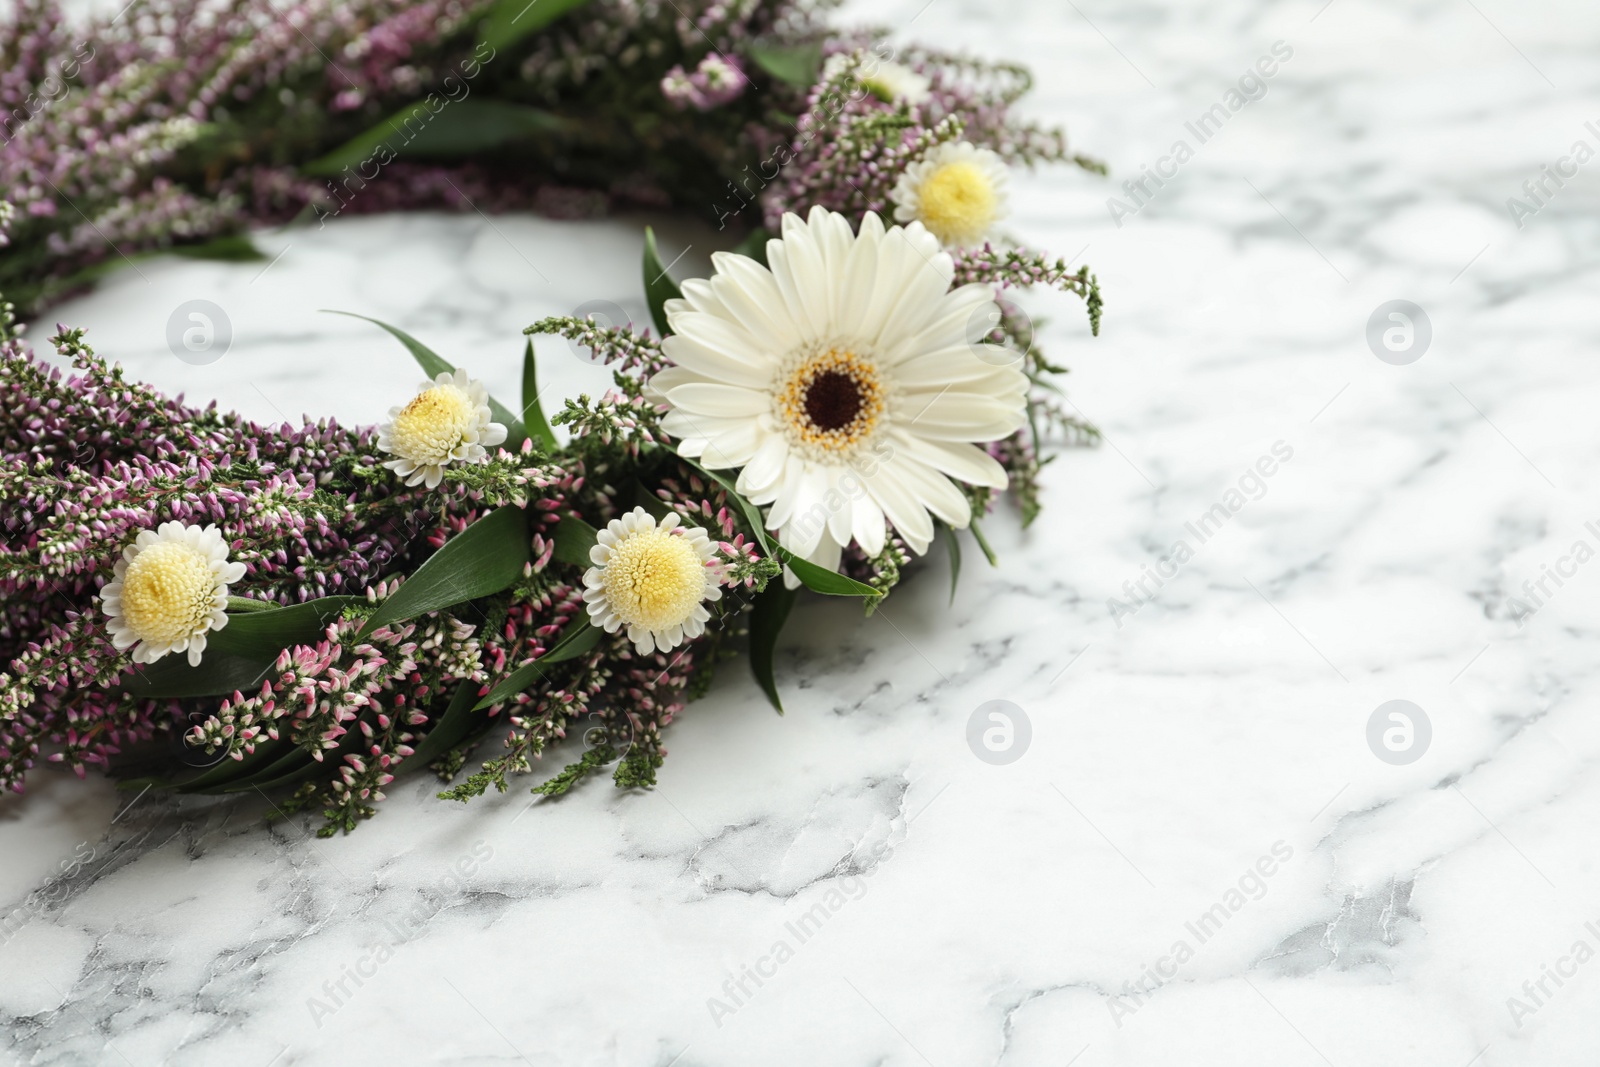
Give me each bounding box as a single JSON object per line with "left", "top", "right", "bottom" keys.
{"left": 894, "top": 392, "right": 1026, "bottom": 440}
{"left": 763, "top": 455, "right": 810, "bottom": 530}
{"left": 862, "top": 461, "right": 936, "bottom": 554}
{"left": 649, "top": 365, "right": 711, "bottom": 396}
{"left": 662, "top": 319, "right": 775, "bottom": 387}
{"left": 851, "top": 491, "right": 888, "bottom": 557}
{"left": 887, "top": 456, "right": 973, "bottom": 528}
{"left": 701, "top": 421, "right": 762, "bottom": 468}
{"left": 769, "top": 217, "right": 831, "bottom": 342}
{"left": 664, "top": 382, "right": 770, "bottom": 418}
{"left": 707, "top": 253, "right": 802, "bottom": 348}
{"left": 737, "top": 434, "right": 791, "bottom": 496}
{"left": 894, "top": 432, "right": 1010, "bottom": 489}
{"left": 880, "top": 282, "right": 995, "bottom": 366}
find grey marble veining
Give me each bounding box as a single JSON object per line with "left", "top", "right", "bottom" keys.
{"left": 5, "top": 0, "right": 1600, "bottom": 1063}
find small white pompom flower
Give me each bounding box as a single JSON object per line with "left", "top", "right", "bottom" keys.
{"left": 100, "top": 522, "right": 247, "bottom": 667}
{"left": 891, "top": 140, "right": 1010, "bottom": 248}
{"left": 377, "top": 368, "right": 507, "bottom": 489}
{"left": 824, "top": 52, "right": 931, "bottom": 105}
{"left": 582, "top": 508, "right": 723, "bottom": 656}
{"left": 859, "top": 58, "right": 931, "bottom": 105}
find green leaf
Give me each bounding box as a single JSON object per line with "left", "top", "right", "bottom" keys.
{"left": 939, "top": 523, "right": 961, "bottom": 605}
{"left": 778, "top": 547, "right": 881, "bottom": 599}
{"left": 231, "top": 722, "right": 369, "bottom": 797}
{"left": 731, "top": 227, "right": 771, "bottom": 268}
{"left": 123, "top": 597, "right": 364, "bottom": 699}
{"left": 969, "top": 517, "right": 1000, "bottom": 567}
{"left": 643, "top": 226, "right": 683, "bottom": 337}
{"left": 748, "top": 581, "right": 795, "bottom": 713}
{"left": 472, "top": 618, "right": 601, "bottom": 711}
{"left": 551, "top": 514, "right": 599, "bottom": 567}
{"left": 406, "top": 680, "right": 488, "bottom": 767}
{"left": 746, "top": 42, "right": 823, "bottom": 86}
{"left": 305, "top": 99, "right": 565, "bottom": 176}
{"left": 172, "top": 739, "right": 298, "bottom": 794}
{"left": 357, "top": 506, "right": 530, "bottom": 639}
{"left": 679, "top": 459, "right": 880, "bottom": 600}
{"left": 53, "top": 233, "right": 266, "bottom": 292}
{"left": 166, "top": 234, "right": 267, "bottom": 262}
{"left": 478, "top": 0, "right": 595, "bottom": 50}
{"left": 325, "top": 311, "right": 525, "bottom": 445}
{"left": 521, "top": 339, "right": 558, "bottom": 452}
{"left": 214, "top": 741, "right": 321, "bottom": 794}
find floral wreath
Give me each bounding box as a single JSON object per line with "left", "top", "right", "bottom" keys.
{"left": 0, "top": 0, "right": 1104, "bottom": 835}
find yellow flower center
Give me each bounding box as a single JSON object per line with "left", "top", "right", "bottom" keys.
{"left": 120, "top": 541, "right": 218, "bottom": 647}
{"left": 388, "top": 385, "right": 476, "bottom": 465}
{"left": 601, "top": 528, "right": 708, "bottom": 631}
{"left": 915, "top": 160, "right": 998, "bottom": 245}
{"left": 776, "top": 347, "right": 886, "bottom": 459}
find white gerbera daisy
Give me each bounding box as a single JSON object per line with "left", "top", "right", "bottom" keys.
{"left": 377, "top": 368, "right": 507, "bottom": 489}
{"left": 100, "top": 522, "right": 247, "bottom": 667}
{"left": 891, "top": 140, "right": 1010, "bottom": 248}
{"left": 826, "top": 51, "right": 931, "bottom": 105}
{"left": 583, "top": 508, "right": 723, "bottom": 655}
{"left": 649, "top": 206, "right": 1026, "bottom": 581}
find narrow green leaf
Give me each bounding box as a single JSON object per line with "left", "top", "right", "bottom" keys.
{"left": 166, "top": 234, "right": 267, "bottom": 262}
{"left": 746, "top": 42, "right": 823, "bottom": 86}
{"left": 478, "top": 0, "right": 595, "bottom": 50}
{"left": 939, "top": 524, "right": 962, "bottom": 605}
{"left": 969, "top": 517, "right": 1000, "bottom": 567}
{"left": 324, "top": 310, "right": 525, "bottom": 445}
{"left": 214, "top": 741, "right": 321, "bottom": 794}
{"left": 236, "top": 723, "right": 368, "bottom": 797}
{"left": 358, "top": 506, "right": 530, "bottom": 639}
{"left": 305, "top": 99, "right": 565, "bottom": 176}
{"left": 748, "top": 581, "right": 795, "bottom": 713}
{"left": 643, "top": 226, "right": 683, "bottom": 337}
{"left": 730, "top": 228, "right": 771, "bottom": 268}
{"left": 472, "top": 618, "right": 601, "bottom": 711}
{"left": 629, "top": 479, "right": 672, "bottom": 519}
{"left": 405, "top": 680, "right": 487, "bottom": 767}
{"left": 54, "top": 233, "right": 265, "bottom": 291}
{"left": 172, "top": 739, "right": 297, "bottom": 794}
{"left": 123, "top": 597, "right": 363, "bottom": 699}
{"left": 521, "top": 339, "right": 558, "bottom": 452}
{"left": 552, "top": 514, "right": 599, "bottom": 566}
{"left": 777, "top": 547, "right": 881, "bottom": 599}
{"left": 225, "top": 596, "right": 276, "bottom": 613}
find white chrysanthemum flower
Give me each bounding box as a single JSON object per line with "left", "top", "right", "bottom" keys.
{"left": 100, "top": 522, "right": 247, "bottom": 667}
{"left": 377, "top": 368, "right": 507, "bottom": 489}
{"left": 891, "top": 140, "right": 1010, "bottom": 248}
{"left": 649, "top": 206, "right": 1026, "bottom": 583}
{"left": 824, "top": 51, "right": 931, "bottom": 105}
{"left": 583, "top": 508, "right": 723, "bottom": 655}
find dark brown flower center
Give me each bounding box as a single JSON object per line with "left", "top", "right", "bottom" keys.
{"left": 776, "top": 347, "right": 886, "bottom": 457}
{"left": 803, "top": 370, "right": 865, "bottom": 432}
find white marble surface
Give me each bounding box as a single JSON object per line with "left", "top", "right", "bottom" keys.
{"left": 6, "top": 0, "right": 1600, "bottom": 1063}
